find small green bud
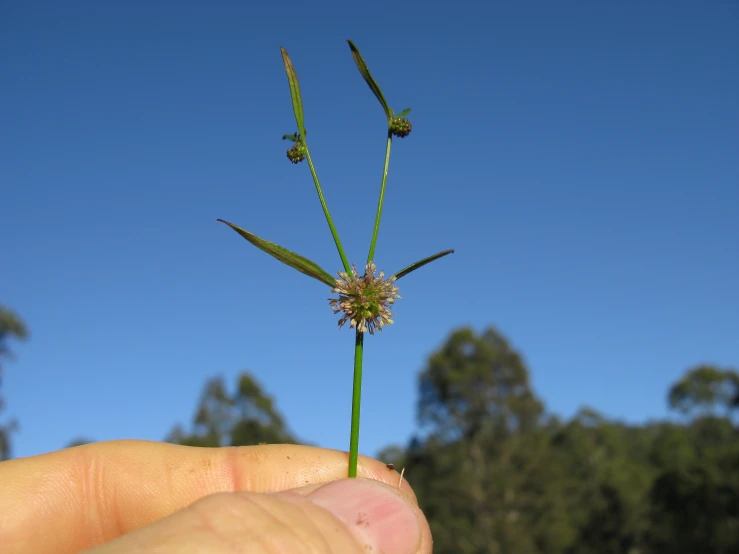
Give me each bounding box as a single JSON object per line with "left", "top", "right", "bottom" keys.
{"left": 390, "top": 117, "right": 412, "bottom": 138}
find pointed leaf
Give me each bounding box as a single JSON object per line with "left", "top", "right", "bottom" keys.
{"left": 218, "top": 219, "right": 336, "bottom": 287}
{"left": 280, "top": 47, "right": 307, "bottom": 140}
{"left": 346, "top": 40, "right": 391, "bottom": 121}
{"left": 391, "top": 249, "right": 454, "bottom": 281}
{"left": 395, "top": 108, "right": 411, "bottom": 118}
{"left": 282, "top": 133, "right": 299, "bottom": 142}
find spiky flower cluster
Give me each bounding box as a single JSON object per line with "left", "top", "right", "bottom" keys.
{"left": 329, "top": 262, "right": 401, "bottom": 334}
{"left": 286, "top": 142, "right": 307, "bottom": 163}
{"left": 390, "top": 117, "right": 412, "bottom": 138}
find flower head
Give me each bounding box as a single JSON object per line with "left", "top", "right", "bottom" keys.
{"left": 286, "top": 141, "right": 307, "bottom": 164}
{"left": 329, "top": 262, "right": 401, "bottom": 334}
{"left": 390, "top": 117, "right": 412, "bottom": 138}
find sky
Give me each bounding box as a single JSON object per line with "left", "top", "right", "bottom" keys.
{"left": 2, "top": 1, "right": 738, "bottom": 461}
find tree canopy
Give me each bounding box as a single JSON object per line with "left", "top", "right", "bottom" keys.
{"left": 404, "top": 327, "right": 739, "bottom": 554}
{"left": 668, "top": 364, "right": 739, "bottom": 419}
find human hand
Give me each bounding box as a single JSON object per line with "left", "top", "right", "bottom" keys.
{"left": 1, "top": 440, "right": 432, "bottom": 553}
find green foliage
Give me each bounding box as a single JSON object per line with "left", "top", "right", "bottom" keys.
{"left": 0, "top": 419, "right": 18, "bottom": 462}
{"left": 385, "top": 328, "right": 739, "bottom": 554}
{"left": 166, "top": 372, "right": 299, "bottom": 447}
{"left": 668, "top": 364, "right": 739, "bottom": 419}
{"left": 647, "top": 463, "right": 739, "bottom": 553}
{"left": 280, "top": 47, "right": 307, "bottom": 141}
{"left": 102, "top": 321, "right": 736, "bottom": 552}
{"left": 418, "top": 326, "right": 544, "bottom": 441}
{"left": 346, "top": 39, "right": 392, "bottom": 122}
{"left": 217, "top": 219, "right": 336, "bottom": 287}
{"left": 391, "top": 249, "right": 454, "bottom": 281}
{"left": 0, "top": 304, "right": 28, "bottom": 461}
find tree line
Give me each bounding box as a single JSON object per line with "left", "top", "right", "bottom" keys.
{"left": 152, "top": 326, "right": 739, "bottom": 553}
{"left": 380, "top": 327, "right": 739, "bottom": 554}
{"left": 2, "top": 306, "right": 737, "bottom": 553}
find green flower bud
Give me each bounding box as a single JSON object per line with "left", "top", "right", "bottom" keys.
{"left": 390, "top": 117, "right": 412, "bottom": 138}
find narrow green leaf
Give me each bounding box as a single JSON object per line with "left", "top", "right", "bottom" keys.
{"left": 280, "top": 47, "right": 306, "bottom": 139}
{"left": 346, "top": 39, "right": 391, "bottom": 121}
{"left": 395, "top": 108, "right": 411, "bottom": 118}
{"left": 391, "top": 249, "right": 454, "bottom": 281}
{"left": 282, "top": 133, "right": 298, "bottom": 141}
{"left": 218, "top": 219, "right": 336, "bottom": 287}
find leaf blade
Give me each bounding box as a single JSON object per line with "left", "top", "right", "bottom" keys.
{"left": 395, "top": 108, "right": 411, "bottom": 118}
{"left": 218, "top": 219, "right": 336, "bottom": 287}
{"left": 391, "top": 249, "right": 455, "bottom": 281}
{"left": 280, "top": 47, "right": 307, "bottom": 139}
{"left": 346, "top": 39, "right": 391, "bottom": 121}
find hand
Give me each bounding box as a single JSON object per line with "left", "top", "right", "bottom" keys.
{"left": 1, "top": 440, "right": 432, "bottom": 553}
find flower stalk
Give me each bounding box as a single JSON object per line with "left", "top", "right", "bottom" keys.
{"left": 348, "top": 329, "right": 364, "bottom": 477}
{"left": 366, "top": 131, "right": 393, "bottom": 264}
{"left": 304, "top": 148, "right": 352, "bottom": 276}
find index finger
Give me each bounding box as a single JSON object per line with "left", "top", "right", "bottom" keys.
{"left": 0, "top": 440, "right": 413, "bottom": 554}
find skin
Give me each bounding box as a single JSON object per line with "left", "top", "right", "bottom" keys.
{"left": 0, "top": 440, "right": 432, "bottom": 554}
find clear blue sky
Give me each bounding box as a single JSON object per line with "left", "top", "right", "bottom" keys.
{"left": 3, "top": 1, "right": 738, "bottom": 461}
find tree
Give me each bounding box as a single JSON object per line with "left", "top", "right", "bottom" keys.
{"left": 668, "top": 364, "right": 739, "bottom": 420}
{"left": 418, "top": 326, "right": 543, "bottom": 442}
{"left": 647, "top": 366, "right": 739, "bottom": 552}
{"left": 66, "top": 438, "right": 94, "bottom": 448}
{"left": 0, "top": 305, "right": 28, "bottom": 461}
{"left": 166, "top": 372, "right": 299, "bottom": 447}
{"left": 410, "top": 326, "right": 548, "bottom": 553}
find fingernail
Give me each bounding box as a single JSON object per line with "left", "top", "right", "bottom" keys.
{"left": 308, "top": 478, "right": 421, "bottom": 554}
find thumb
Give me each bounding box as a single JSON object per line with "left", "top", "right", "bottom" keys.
{"left": 85, "top": 478, "right": 432, "bottom": 554}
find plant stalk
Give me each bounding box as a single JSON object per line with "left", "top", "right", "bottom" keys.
{"left": 304, "top": 147, "right": 353, "bottom": 276}
{"left": 348, "top": 329, "right": 364, "bottom": 477}
{"left": 366, "top": 131, "right": 393, "bottom": 264}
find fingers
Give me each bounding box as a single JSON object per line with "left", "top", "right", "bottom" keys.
{"left": 85, "top": 479, "right": 432, "bottom": 554}
{"left": 0, "top": 440, "right": 414, "bottom": 554}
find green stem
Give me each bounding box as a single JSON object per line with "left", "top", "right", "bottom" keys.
{"left": 304, "top": 147, "right": 353, "bottom": 276}
{"left": 366, "top": 131, "right": 393, "bottom": 264}
{"left": 348, "top": 329, "right": 364, "bottom": 477}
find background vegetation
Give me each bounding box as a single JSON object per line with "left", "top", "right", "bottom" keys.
{"left": 3, "top": 307, "right": 737, "bottom": 553}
